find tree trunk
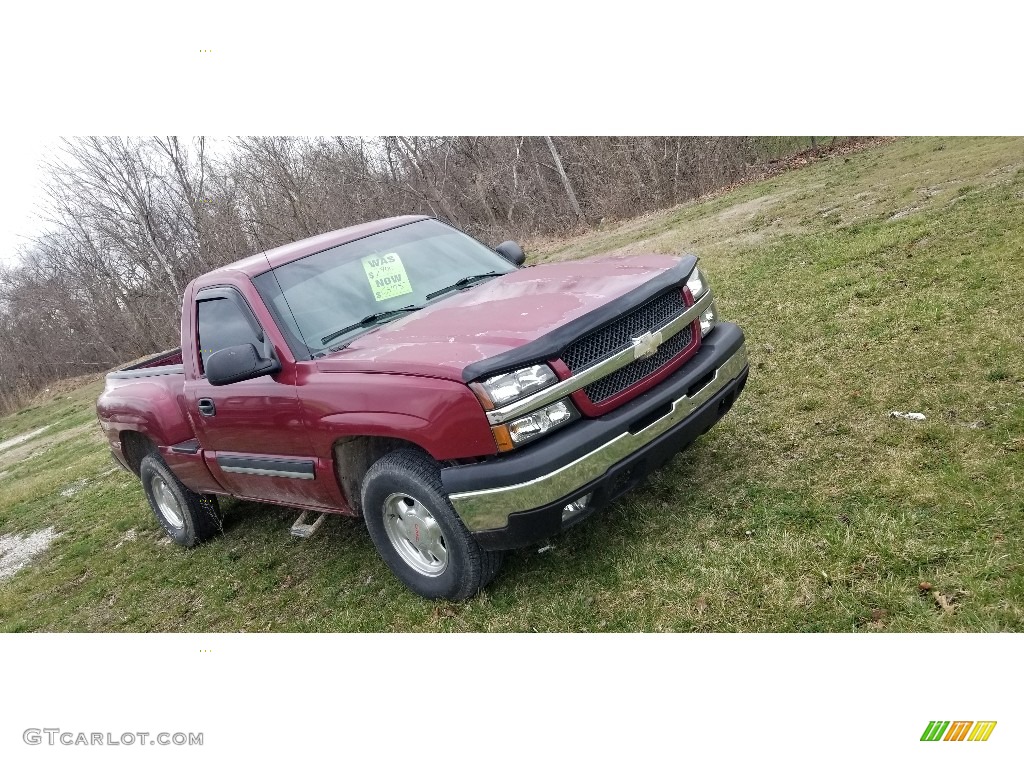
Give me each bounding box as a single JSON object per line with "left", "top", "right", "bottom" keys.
{"left": 543, "top": 136, "right": 584, "bottom": 222}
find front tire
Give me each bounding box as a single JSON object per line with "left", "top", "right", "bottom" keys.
{"left": 362, "top": 449, "right": 503, "bottom": 600}
{"left": 140, "top": 453, "right": 222, "bottom": 547}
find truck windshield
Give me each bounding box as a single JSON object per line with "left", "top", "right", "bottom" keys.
{"left": 252, "top": 219, "right": 517, "bottom": 358}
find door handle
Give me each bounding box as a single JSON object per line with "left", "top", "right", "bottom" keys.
{"left": 197, "top": 398, "right": 216, "bottom": 417}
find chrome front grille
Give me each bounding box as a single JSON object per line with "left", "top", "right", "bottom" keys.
{"left": 583, "top": 324, "right": 693, "bottom": 403}
{"left": 561, "top": 289, "right": 688, "bottom": 373}
{"left": 561, "top": 288, "right": 693, "bottom": 404}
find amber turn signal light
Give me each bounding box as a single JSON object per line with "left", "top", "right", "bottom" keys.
{"left": 490, "top": 424, "right": 515, "bottom": 452}
{"left": 469, "top": 382, "right": 495, "bottom": 410}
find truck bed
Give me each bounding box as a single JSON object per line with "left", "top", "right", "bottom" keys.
{"left": 106, "top": 348, "right": 184, "bottom": 380}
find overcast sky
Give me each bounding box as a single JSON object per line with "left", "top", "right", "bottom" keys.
{"left": 0, "top": 136, "right": 55, "bottom": 267}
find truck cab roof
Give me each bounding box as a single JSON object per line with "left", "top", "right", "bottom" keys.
{"left": 197, "top": 215, "right": 430, "bottom": 286}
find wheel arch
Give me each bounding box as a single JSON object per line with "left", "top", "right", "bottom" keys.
{"left": 331, "top": 434, "right": 432, "bottom": 515}
{"left": 120, "top": 430, "right": 157, "bottom": 475}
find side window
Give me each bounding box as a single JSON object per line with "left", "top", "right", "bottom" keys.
{"left": 197, "top": 297, "right": 261, "bottom": 373}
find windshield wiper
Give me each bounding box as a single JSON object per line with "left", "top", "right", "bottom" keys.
{"left": 425, "top": 272, "right": 500, "bottom": 300}
{"left": 320, "top": 305, "right": 422, "bottom": 346}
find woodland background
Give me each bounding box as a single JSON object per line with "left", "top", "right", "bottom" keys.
{"left": 0, "top": 135, "right": 846, "bottom": 412}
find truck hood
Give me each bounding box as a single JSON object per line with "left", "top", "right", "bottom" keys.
{"left": 315, "top": 252, "right": 692, "bottom": 380}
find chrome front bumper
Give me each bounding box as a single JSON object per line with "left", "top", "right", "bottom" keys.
{"left": 448, "top": 342, "right": 748, "bottom": 531}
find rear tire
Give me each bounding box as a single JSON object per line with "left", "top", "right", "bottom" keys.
{"left": 362, "top": 449, "right": 503, "bottom": 600}
{"left": 140, "top": 453, "right": 222, "bottom": 547}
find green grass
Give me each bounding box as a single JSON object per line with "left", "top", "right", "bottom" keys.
{"left": 2, "top": 137, "right": 1022, "bottom": 632}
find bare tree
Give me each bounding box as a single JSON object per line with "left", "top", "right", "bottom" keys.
{"left": 0, "top": 134, "right": 856, "bottom": 413}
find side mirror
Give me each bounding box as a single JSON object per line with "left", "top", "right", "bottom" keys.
{"left": 495, "top": 240, "right": 526, "bottom": 267}
{"left": 206, "top": 344, "right": 281, "bottom": 386}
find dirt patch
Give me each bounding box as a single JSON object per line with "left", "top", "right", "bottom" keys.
{"left": 0, "top": 422, "right": 98, "bottom": 471}
{"left": 0, "top": 527, "right": 59, "bottom": 582}
{"left": 0, "top": 425, "right": 51, "bottom": 453}
{"left": 715, "top": 194, "right": 783, "bottom": 223}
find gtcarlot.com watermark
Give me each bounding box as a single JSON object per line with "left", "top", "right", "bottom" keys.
{"left": 23, "top": 728, "right": 203, "bottom": 747}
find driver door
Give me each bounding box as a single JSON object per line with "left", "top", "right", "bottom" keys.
{"left": 184, "top": 287, "right": 323, "bottom": 507}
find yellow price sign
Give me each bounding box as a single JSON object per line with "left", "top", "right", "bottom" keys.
{"left": 361, "top": 252, "right": 413, "bottom": 301}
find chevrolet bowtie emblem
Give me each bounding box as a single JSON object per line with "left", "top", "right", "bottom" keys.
{"left": 632, "top": 329, "right": 663, "bottom": 360}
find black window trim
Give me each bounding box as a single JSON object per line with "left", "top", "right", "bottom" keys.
{"left": 249, "top": 274, "right": 314, "bottom": 362}
{"left": 195, "top": 286, "right": 267, "bottom": 375}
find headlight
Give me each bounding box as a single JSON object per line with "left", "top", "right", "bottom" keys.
{"left": 490, "top": 398, "right": 579, "bottom": 451}
{"left": 686, "top": 266, "right": 708, "bottom": 299}
{"left": 474, "top": 364, "right": 557, "bottom": 408}
{"left": 508, "top": 399, "right": 576, "bottom": 444}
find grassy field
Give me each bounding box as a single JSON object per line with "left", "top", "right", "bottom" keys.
{"left": 1, "top": 136, "right": 1022, "bottom": 632}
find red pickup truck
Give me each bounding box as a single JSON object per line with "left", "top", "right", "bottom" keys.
{"left": 97, "top": 216, "right": 748, "bottom": 600}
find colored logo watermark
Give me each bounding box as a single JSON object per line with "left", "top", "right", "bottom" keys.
{"left": 921, "top": 721, "right": 997, "bottom": 742}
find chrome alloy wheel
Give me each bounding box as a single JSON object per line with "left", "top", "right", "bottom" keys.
{"left": 382, "top": 493, "right": 448, "bottom": 576}
{"left": 151, "top": 475, "right": 185, "bottom": 529}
